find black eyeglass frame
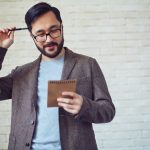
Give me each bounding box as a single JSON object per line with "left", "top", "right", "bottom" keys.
{"left": 32, "top": 27, "right": 62, "bottom": 42}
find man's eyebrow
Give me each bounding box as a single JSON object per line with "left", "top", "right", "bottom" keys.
{"left": 35, "top": 29, "right": 45, "bottom": 34}
{"left": 49, "top": 25, "right": 60, "bottom": 30}
{"left": 35, "top": 25, "right": 61, "bottom": 34}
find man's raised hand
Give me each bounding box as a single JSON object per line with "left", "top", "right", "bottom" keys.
{"left": 0, "top": 27, "right": 16, "bottom": 49}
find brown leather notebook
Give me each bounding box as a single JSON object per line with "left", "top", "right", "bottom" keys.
{"left": 47, "top": 80, "right": 77, "bottom": 107}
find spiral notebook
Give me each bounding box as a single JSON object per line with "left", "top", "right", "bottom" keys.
{"left": 47, "top": 79, "right": 77, "bottom": 107}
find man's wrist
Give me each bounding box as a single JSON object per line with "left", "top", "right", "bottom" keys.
{"left": 0, "top": 47, "right": 7, "bottom": 50}
{"left": 0, "top": 47, "right": 7, "bottom": 55}
{"left": 0, "top": 47, "right": 7, "bottom": 69}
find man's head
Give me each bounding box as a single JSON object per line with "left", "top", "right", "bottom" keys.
{"left": 25, "top": 2, "right": 64, "bottom": 58}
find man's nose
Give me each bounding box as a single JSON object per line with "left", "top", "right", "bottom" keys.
{"left": 46, "top": 34, "right": 53, "bottom": 42}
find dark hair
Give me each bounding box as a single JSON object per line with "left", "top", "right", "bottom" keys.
{"left": 25, "top": 2, "right": 62, "bottom": 31}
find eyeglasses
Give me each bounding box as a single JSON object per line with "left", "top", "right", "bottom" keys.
{"left": 32, "top": 28, "right": 61, "bottom": 42}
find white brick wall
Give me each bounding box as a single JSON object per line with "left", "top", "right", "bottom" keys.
{"left": 0, "top": 0, "right": 150, "bottom": 149}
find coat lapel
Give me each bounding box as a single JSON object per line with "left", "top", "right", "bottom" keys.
{"left": 61, "top": 48, "right": 77, "bottom": 80}
{"left": 24, "top": 56, "right": 41, "bottom": 106}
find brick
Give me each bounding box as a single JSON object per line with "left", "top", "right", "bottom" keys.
{"left": 0, "top": 135, "right": 7, "bottom": 143}
{"left": 0, "top": 142, "right": 8, "bottom": 150}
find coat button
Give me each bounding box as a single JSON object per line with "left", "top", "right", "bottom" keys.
{"left": 30, "top": 120, "right": 34, "bottom": 125}
{"left": 26, "top": 143, "right": 30, "bottom": 147}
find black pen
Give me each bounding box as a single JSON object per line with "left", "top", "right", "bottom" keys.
{"left": 9, "top": 28, "right": 28, "bottom": 31}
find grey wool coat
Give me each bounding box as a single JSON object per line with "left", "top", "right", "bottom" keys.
{"left": 0, "top": 47, "right": 115, "bottom": 150}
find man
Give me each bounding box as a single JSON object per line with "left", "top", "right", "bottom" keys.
{"left": 0, "top": 2, "right": 115, "bottom": 150}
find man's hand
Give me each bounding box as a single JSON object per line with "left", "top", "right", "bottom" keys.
{"left": 57, "top": 91, "right": 83, "bottom": 115}
{"left": 0, "top": 27, "right": 15, "bottom": 49}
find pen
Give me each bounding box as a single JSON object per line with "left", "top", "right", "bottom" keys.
{"left": 9, "top": 28, "right": 28, "bottom": 31}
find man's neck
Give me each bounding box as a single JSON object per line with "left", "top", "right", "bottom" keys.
{"left": 41, "top": 48, "right": 65, "bottom": 61}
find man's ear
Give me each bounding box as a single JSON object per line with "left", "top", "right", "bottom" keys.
{"left": 29, "top": 32, "right": 36, "bottom": 42}
{"left": 30, "top": 32, "right": 32, "bottom": 37}
{"left": 61, "top": 24, "right": 64, "bottom": 34}
{"left": 30, "top": 32, "right": 34, "bottom": 40}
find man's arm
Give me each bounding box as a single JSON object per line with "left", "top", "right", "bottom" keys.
{"left": 0, "top": 47, "right": 13, "bottom": 100}
{"left": 0, "top": 27, "right": 15, "bottom": 100}
{"left": 75, "top": 58, "right": 115, "bottom": 123}
{"left": 0, "top": 47, "right": 7, "bottom": 70}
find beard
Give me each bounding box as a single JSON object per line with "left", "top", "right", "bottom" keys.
{"left": 35, "top": 37, "right": 64, "bottom": 58}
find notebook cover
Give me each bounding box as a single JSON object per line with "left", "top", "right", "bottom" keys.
{"left": 47, "top": 79, "right": 77, "bottom": 107}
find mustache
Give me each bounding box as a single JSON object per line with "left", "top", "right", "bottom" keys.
{"left": 43, "top": 42, "right": 58, "bottom": 48}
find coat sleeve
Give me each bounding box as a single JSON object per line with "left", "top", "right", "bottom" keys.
{"left": 75, "top": 58, "right": 115, "bottom": 123}
{"left": 0, "top": 47, "right": 13, "bottom": 100}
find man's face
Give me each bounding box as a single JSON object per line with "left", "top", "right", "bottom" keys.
{"left": 31, "top": 11, "right": 64, "bottom": 58}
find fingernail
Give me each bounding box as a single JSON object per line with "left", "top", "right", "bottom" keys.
{"left": 57, "top": 98, "right": 61, "bottom": 101}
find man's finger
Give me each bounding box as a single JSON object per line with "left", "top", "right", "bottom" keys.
{"left": 57, "top": 97, "right": 74, "bottom": 104}
{"left": 9, "top": 27, "right": 16, "bottom": 39}
{"left": 58, "top": 102, "right": 74, "bottom": 109}
{"left": 62, "top": 91, "right": 77, "bottom": 97}
{"left": 9, "top": 31, "right": 15, "bottom": 40}
{"left": 63, "top": 107, "right": 78, "bottom": 115}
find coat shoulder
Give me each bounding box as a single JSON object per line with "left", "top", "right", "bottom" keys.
{"left": 11, "top": 56, "right": 41, "bottom": 78}
{"left": 66, "top": 48, "right": 96, "bottom": 64}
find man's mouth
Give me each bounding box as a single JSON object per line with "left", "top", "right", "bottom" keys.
{"left": 44, "top": 44, "right": 57, "bottom": 51}
{"left": 46, "top": 45, "right": 56, "bottom": 51}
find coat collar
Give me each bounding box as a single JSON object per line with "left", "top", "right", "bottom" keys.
{"left": 61, "top": 47, "right": 77, "bottom": 80}
{"left": 29, "top": 47, "right": 77, "bottom": 80}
